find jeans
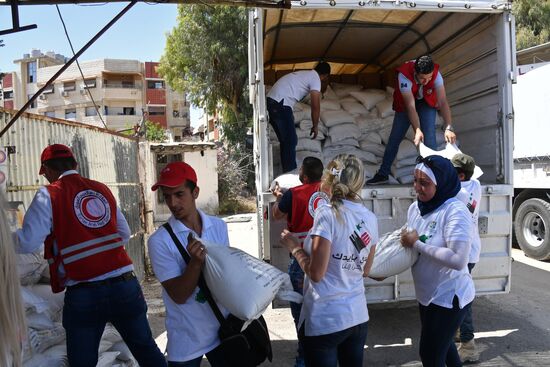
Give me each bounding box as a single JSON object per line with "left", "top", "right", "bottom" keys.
{"left": 299, "top": 322, "right": 368, "bottom": 367}
{"left": 418, "top": 296, "right": 471, "bottom": 367}
{"left": 267, "top": 97, "right": 298, "bottom": 173}
{"left": 460, "top": 263, "right": 476, "bottom": 342}
{"left": 379, "top": 101, "right": 437, "bottom": 176}
{"left": 167, "top": 344, "right": 226, "bottom": 367}
{"left": 288, "top": 256, "right": 305, "bottom": 361}
{"left": 62, "top": 277, "right": 166, "bottom": 367}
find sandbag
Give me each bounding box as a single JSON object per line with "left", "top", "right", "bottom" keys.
{"left": 22, "top": 323, "right": 65, "bottom": 357}
{"left": 293, "top": 102, "right": 310, "bottom": 113}
{"left": 109, "top": 341, "right": 134, "bottom": 361}
{"left": 359, "top": 142, "right": 386, "bottom": 157}
{"left": 330, "top": 82, "right": 363, "bottom": 98}
{"left": 269, "top": 173, "right": 301, "bottom": 193}
{"left": 379, "top": 126, "right": 393, "bottom": 145}
{"left": 369, "top": 226, "right": 419, "bottom": 278}
{"left": 320, "top": 99, "right": 341, "bottom": 111}
{"left": 329, "top": 123, "right": 361, "bottom": 143}
{"left": 97, "top": 352, "right": 120, "bottom": 367}
{"left": 320, "top": 110, "right": 355, "bottom": 127}
{"left": 392, "top": 164, "right": 417, "bottom": 179}
{"left": 324, "top": 136, "right": 359, "bottom": 149}
{"left": 297, "top": 138, "right": 322, "bottom": 153}
{"left": 341, "top": 101, "right": 368, "bottom": 115}
{"left": 299, "top": 119, "right": 313, "bottom": 131}
{"left": 375, "top": 98, "right": 394, "bottom": 118}
{"left": 323, "top": 85, "right": 339, "bottom": 100}
{"left": 202, "top": 242, "right": 302, "bottom": 321}
{"left": 293, "top": 109, "right": 307, "bottom": 122}
{"left": 296, "top": 127, "right": 325, "bottom": 140}
{"left": 396, "top": 140, "right": 418, "bottom": 160}
{"left": 362, "top": 131, "right": 382, "bottom": 145}
{"left": 24, "top": 344, "right": 68, "bottom": 367}
{"left": 17, "top": 252, "right": 47, "bottom": 286}
{"left": 349, "top": 89, "right": 387, "bottom": 110}
{"left": 398, "top": 175, "right": 414, "bottom": 184}
{"left": 395, "top": 155, "right": 418, "bottom": 168}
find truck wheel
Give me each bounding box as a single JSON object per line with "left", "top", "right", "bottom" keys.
{"left": 515, "top": 198, "right": 550, "bottom": 260}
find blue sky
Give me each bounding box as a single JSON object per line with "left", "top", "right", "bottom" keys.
{"left": 0, "top": 2, "right": 202, "bottom": 126}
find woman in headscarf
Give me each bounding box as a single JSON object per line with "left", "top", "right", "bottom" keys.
{"left": 401, "top": 155, "right": 474, "bottom": 367}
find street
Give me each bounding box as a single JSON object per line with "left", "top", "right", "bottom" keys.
{"left": 144, "top": 215, "right": 550, "bottom": 366}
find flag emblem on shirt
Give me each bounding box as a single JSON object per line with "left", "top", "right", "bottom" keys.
{"left": 467, "top": 199, "right": 477, "bottom": 214}
{"left": 350, "top": 222, "right": 371, "bottom": 253}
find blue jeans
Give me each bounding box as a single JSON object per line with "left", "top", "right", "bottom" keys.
{"left": 460, "top": 263, "right": 476, "bottom": 342}
{"left": 267, "top": 97, "right": 298, "bottom": 173}
{"left": 379, "top": 101, "right": 437, "bottom": 176}
{"left": 418, "top": 296, "right": 471, "bottom": 367}
{"left": 299, "top": 322, "right": 368, "bottom": 367}
{"left": 62, "top": 277, "right": 166, "bottom": 367}
{"left": 288, "top": 257, "right": 305, "bottom": 361}
{"left": 167, "top": 344, "right": 226, "bottom": 367}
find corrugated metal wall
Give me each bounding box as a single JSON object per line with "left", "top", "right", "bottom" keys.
{"left": 0, "top": 109, "right": 146, "bottom": 279}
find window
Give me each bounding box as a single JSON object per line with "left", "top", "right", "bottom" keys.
{"left": 147, "top": 80, "right": 165, "bottom": 89}
{"left": 84, "top": 78, "right": 96, "bottom": 89}
{"left": 44, "top": 111, "right": 55, "bottom": 118}
{"left": 104, "top": 106, "right": 135, "bottom": 116}
{"left": 148, "top": 106, "right": 165, "bottom": 116}
{"left": 85, "top": 106, "right": 98, "bottom": 116}
{"left": 27, "top": 94, "right": 36, "bottom": 108}
{"left": 63, "top": 81, "right": 76, "bottom": 92}
{"left": 65, "top": 108, "right": 76, "bottom": 119}
{"left": 42, "top": 85, "right": 54, "bottom": 94}
{"left": 3, "top": 90, "right": 13, "bottom": 99}
{"left": 27, "top": 61, "right": 37, "bottom": 83}
{"left": 173, "top": 110, "right": 180, "bottom": 118}
{"left": 122, "top": 81, "right": 134, "bottom": 89}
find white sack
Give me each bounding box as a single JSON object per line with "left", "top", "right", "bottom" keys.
{"left": 399, "top": 175, "right": 415, "bottom": 184}
{"left": 109, "top": 342, "right": 134, "bottom": 361}
{"left": 299, "top": 119, "right": 313, "bottom": 130}
{"left": 97, "top": 352, "right": 120, "bottom": 367}
{"left": 202, "top": 243, "right": 302, "bottom": 321}
{"left": 24, "top": 344, "right": 68, "bottom": 367}
{"left": 323, "top": 85, "right": 339, "bottom": 100}
{"left": 17, "top": 252, "right": 47, "bottom": 286}
{"left": 369, "top": 226, "right": 419, "bottom": 278}
{"left": 339, "top": 96, "right": 359, "bottom": 103}
{"left": 341, "top": 101, "right": 368, "bottom": 115}
{"left": 293, "top": 109, "right": 307, "bottom": 122}
{"left": 296, "top": 128, "right": 325, "bottom": 140}
{"left": 297, "top": 138, "right": 322, "bottom": 153}
{"left": 27, "top": 284, "right": 65, "bottom": 320}
{"left": 22, "top": 323, "right": 65, "bottom": 357}
{"left": 386, "top": 86, "right": 395, "bottom": 96}
{"left": 405, "top": 127, "right": 415, "bottom": 141}
{"left": 379, "top": 126, "right": 393, "bottom": 145}
{"left": 392, "top": 165, "right": 417, "bottom": 179}
{"left": 296, "top": 151, "right": 323, "bottom": 165}
{"left": 270, "top": 173, "right": 301, "bottom": 192}
{"left": 293, "top": 102, "right": 310, "bottom": 114}
{"left": 375, "top": 98, "right": 394, "bottom": 118}
{"left": 331, "top": 83, "right": 363, "bottom": 98}
{"left": 359, "top": 142, "right": 386, "bottom": 157}
{"left": 320, "top": 99, "right": 341, "bottom": 111}
{"left": 419, "top": 143, "right": 484, "bottom": 179}
{"left": 324, "top": 136, "right": 359, "bottom": 149}
{"left": 362, "top": 131, "right": 382, "bottom": 145}
{"left": 21, "top": 286, "right": 50, "bottom": 314}
{"left": 320, "top": 110, "right": 355, "bottom": 127}
{"left": 396, "top": 140, "right": 418, "bottom": 160}
{"left": 329, "top": 123, "right": 362, "bottom": 143}
{"left": 395, "top": 155, "right": 418, "bottom": 168}
{"left": 349, "top": 89, "right": 387, "bottom": 110}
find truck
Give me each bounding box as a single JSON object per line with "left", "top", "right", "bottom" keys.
{"left": 512, "top": 61, "right": 550, "bottom": 260}
{"left": 248, "top": 0, "right": 515, "bottom": 303}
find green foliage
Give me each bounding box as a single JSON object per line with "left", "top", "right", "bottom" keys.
{"left": 145, "top": 120, "right": 168, "bottom": 142}
{"left": 158, "top": 5, "right": 250, "bottom": 133}
{"left": 514, "top": 0, "right": 550, "bottom": 50}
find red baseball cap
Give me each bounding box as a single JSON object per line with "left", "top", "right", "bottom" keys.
{"left": 39, "top": 144, "right": 75, "bottom": 174}
{"left": 151, "top": 162, "right": 197, "bottom": 191}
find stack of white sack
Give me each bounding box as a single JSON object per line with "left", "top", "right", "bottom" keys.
{"left": 369, "top": 226, "right": 419, "bottom": 279}
{"left": 269, "top": 173, "right": 302, "bottom": 193}
{"left": 17, "top": 251, "right": 138, "bottom": 366}
{"left": 202, "top": 238, "right": 303, "bottom": 322}
{"left": 264, "top": 82, "right": 447, "bottom": 183}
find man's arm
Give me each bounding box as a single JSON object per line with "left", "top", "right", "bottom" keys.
{"left": 436, "top": 84, "right": 456, "bottom": 143}
{"left": 15, "top": 188, "right": 53, "bottom": 254}
{"left": 402, "top": 91, "right": 424, "bottom": 146}
{"left": 272, "top": 189, "right": 292, "bottom": 221}
{"left": 309, "top": 90, "right": 321, "bottom": 139}
{"left": 116, "top": 207, "right": 131, "bottom": 242}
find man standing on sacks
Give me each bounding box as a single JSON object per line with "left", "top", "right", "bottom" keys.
{"left": 15, "top": 144, "right": 166, "bottom": 367}
{"left": 148, "top": 161, "right": 232, "bottom": 367}
{"left": 272, "top": 156, "right": 329, "bottom": 367}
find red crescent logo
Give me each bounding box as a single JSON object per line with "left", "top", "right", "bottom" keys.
{"left": 81, "top": 197, "right": 105, "bottom": 221}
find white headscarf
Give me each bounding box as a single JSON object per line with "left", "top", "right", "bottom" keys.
{"left": 415, "top": 162, "right": 437, "bottom": 185}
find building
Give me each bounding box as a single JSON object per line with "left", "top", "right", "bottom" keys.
{"left": 2, "top": 50, "right": 190, "bottom": 137}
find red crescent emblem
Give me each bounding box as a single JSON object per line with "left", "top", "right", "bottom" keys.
{"left": 81, "top": 197, "right": 105, "bottom": 221}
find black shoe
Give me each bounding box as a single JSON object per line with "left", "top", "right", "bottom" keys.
{"left": 366, "top": 173, "right": 389, "bottom": 185}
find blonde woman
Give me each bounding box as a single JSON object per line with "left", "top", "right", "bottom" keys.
{"left": 281, "top": 155, "right": 378, "bottom": 367}
{"left": 0, "top": 192, "right": 25, "bottom": 367}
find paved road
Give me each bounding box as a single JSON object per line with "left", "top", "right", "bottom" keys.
{"left": 146, "top": 214, "right": 550, "bottom": 366}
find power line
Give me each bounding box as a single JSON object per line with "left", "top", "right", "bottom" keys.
{"left": 55, "top": 5, "right": 108, "bottom": 130}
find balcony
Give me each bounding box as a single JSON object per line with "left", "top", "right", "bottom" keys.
{"left": 103, "top": 115, "right": 141, "bottom": 130}
{"left": 102, "top": 84, "right": 142, "bottom": 100}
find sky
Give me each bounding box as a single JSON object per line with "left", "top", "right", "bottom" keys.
{"left": 0, "top": 2, "right": 202, "bottom": 127}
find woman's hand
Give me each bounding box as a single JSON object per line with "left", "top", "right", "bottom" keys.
{"left": 280, "top": 229, "right": 301, "bottom": 253}
{"left": 401, "top": 228, "right": 419, "bottom": 248}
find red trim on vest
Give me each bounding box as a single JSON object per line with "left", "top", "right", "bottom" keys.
{"left": 392, "top": 61, "right": 440, "bottom": 113}
{"left": 44, "top": 174, "right": 132, "bottom": 293}
{"left": 289, "top": 182, "right": 328, "bottom": 243}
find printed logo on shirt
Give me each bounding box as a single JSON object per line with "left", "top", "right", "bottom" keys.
{"left": 467, "top": 192, "right": 477, "bottom": 214}
{"left": 400, "top": 82, "right": 408, "bottom": 89}
{"left": 73, "top": 190, "right": 111, "bottom": 228}
{"left": 331, "top": 252, "right": 368, "bottom": 271}
{"left": 425, "top": 88, "right": 433, "bottom": 95}
{"left": 419, "top": 221, "right": 438, "bottom": 243}
{"left": 308, "top": 191, "right": 330, "bottom": 218}
{"left": 349, "top": 219, "right": 371, "bottom": 253}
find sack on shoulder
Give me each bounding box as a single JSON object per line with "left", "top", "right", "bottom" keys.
{"left": 218, "top": 314, "right": 273, "bottom": 367}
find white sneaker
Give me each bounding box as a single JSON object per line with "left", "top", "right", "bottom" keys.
{"left": 458, "top": 339, "right": 480, "bottom": 363}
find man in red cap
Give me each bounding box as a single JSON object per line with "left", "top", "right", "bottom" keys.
{"left": 16, "top": 144, "right": 166, "bottom": 367}
{"left": 148, "top": 161, "right": 231, "bottom": 366}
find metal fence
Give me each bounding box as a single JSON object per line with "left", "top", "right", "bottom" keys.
{"left": 0, "top": 108, "right": 146, "bottom": 279}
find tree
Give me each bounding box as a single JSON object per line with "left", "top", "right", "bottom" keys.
{"left": 145, "top": 120, "right": 168, "bottom": 142}
{"left": 158, "top": 5, "right": 251, "bottom": 146}
{"left": 513, "top": 0, "right": 550, "bottom": 50}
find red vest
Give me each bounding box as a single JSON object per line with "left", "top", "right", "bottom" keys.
{"left": 392, "top": 61, "right": 440, "bottom": 113}
{"left": 288, "top": 182, "right": 329, "bottom": 243}
{"left": 44, "top": 173, "right": 132, "bottom": 293}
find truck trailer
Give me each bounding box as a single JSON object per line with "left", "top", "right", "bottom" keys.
{"left": 249, "top": 0, "right": 515, "bottom": 303}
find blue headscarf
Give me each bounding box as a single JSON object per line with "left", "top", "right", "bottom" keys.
{"left": 416, "top": 155, "right": 461, "bottom": 216}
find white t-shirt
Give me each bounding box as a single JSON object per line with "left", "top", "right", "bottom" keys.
{"left": 408, "top": 198, "right": 475, "bottom": 309}
{"left": 148, "top": 211, "right": 230, "bottom": 362}
{"left": 398, "top": 71, "right": 444, "bottom": 100}
{"left": 299, "top": 200, "right": 379, "bottom": 336}
{"left": 267, "top": 70, "right": 321, "bottom": 108}
{"left": 455, "top": 179, "right": 481, "bottom": 263}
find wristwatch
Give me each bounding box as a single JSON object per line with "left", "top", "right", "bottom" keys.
{"left": 445, "top": 125, "right": 455, "bottom": 132}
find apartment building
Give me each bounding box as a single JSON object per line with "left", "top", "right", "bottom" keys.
{"left": 2, "top": 50, "right": 190, "bottom": 137}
